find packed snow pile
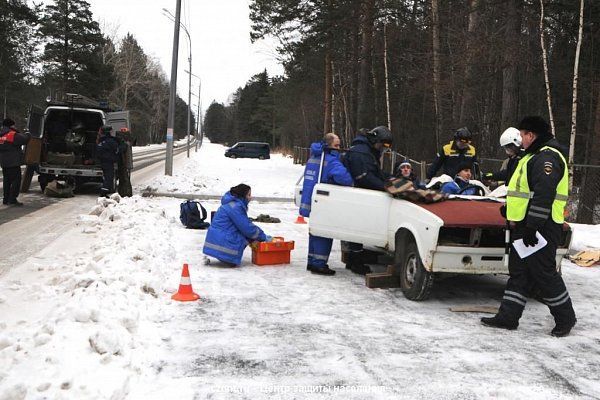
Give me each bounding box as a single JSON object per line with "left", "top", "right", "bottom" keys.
{"left": 137, "top": 142, "right": 303, "bottom": 198}
{"left": 0, "top": 195, "right": 183, "bottom": 399}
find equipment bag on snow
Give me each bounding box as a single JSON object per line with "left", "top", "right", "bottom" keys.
{"left": 180, "top": 200, "right": 210, "bottom": 229}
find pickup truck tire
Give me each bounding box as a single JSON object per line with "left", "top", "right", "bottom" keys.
{"left": 395, "top": 236, "right": 433, "bottom": 301}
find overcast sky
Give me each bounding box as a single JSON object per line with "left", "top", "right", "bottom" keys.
{"left": 40, "top": 0, "right": 284, "bottom": 115}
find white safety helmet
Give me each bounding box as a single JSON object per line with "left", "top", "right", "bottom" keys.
{"left": 499, "top": 127, "right": 521, "bottom": 147}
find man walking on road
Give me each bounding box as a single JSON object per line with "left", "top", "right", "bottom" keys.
{"left": 0, "top": 118, "right": 29, "bottom": 206}
{"left": 481, "top": 116, "right": 577, "bottom": 337}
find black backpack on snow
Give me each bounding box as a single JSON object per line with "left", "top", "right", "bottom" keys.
{"left": 179, "top": 200, "right": 210, "bottom": 229}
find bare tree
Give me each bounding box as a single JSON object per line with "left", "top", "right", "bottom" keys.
{"left": 383, "top": 23, "right": 391, "bottom": 131}
{"left": 501, "top": 0, "right": 522, "bottom": 132}
{"left": 356, "top": 0, "right": 375, "bottom": 129}
{"left": 431, "top": 0, "right": 442, "bottom": 148}
{"left": 539, "top": 0, "right": 555, "bottom": 136}
{"left": 569, "top": 0, "right": 585, "bottom": 190}
{"left": 459, "top": 0, "right": 480, "bottom": 128}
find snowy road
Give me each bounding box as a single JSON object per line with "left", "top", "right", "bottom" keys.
{"left": 1, "top": 142, "right": 600, "bottom": 400}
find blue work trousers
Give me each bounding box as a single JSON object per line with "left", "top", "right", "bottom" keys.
{"left": 308, "top": 234, "right": 333, "bottom": 267}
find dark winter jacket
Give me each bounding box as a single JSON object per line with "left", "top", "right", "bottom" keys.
{"left": 96, "top": 134, "right": 119, "bottom": 163}
{"left": 488, "top": 152, "right": 522, "bottom": 183}
{"left": 517, "top": 136, "right": 567, "bottom": 236}
{"left": 344, "top": 135, "right": 388, "bottom": 191}
{"left": 203, "top": 191, "right": 267, "bottom": 265}
{"left": 0, "top": 126, "right": 30, "bottom": 168}
{"left": 427, "top": 140, "right": 478, "bottom": 180}
{"left": 299, "top": 141, "right": 353, "bottom": 217}
{"left": 441, "top": 176, "right": 479, "bottom": 195}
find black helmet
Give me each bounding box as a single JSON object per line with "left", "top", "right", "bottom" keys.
{"left": 454, "top": 127, "right": 472, "bottom": 141}
{"left": 366, "top": 126, "right": 393, "bottom": 146}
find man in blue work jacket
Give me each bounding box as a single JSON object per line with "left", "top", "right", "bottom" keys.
{"left": 300, "top": 133, "right": 353, "bottom": 275}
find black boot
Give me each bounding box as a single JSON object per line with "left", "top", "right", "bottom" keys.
{"left": 551, "top": 319, "right": 576, "bottom": 337}
{"left": 349, "top": 262, "right": 371, "bottom": 275}
{"left": 309, "top": 265, "right": 336, "bottom": 276}
{"left": 481, "top": 315, "right": 518, "bottom": 330}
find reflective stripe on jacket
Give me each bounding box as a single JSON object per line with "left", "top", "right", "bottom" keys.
{"left": 203, "top": 191, "right": 266, "bottom": 265}
{"left": 506, "top": 144, "right": 568, "bottom": 224}
{"left": 299, "top": 141, "right": 353, "bottom": 217}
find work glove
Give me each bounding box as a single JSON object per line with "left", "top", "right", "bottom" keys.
{"left": 522, "top": 226, "right": 538, "bottom": 247}
{"left": 265, "top": 235, "right": 273, "bottom": 242}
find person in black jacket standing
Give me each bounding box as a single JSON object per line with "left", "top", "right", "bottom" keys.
{"left": 481, "top": 116, "right": 576, "bottom": 337}
{"left": 343, "top": 126, "right": 393, "bottom": 274}
{"left": 96, "top": 125, "right": 119, "bottom": 196}
{"left": 0, "top": 118, "right": 29, "bottom": 206}
{"left": 427, "top": 127, "right": 479, "bottom": 180}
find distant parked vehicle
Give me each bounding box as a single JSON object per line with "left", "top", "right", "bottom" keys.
{"left": 225, "top": 142, "right": 270, "bottom": 160}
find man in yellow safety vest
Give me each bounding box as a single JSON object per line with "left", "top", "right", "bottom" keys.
{"left": 481, "top": 116, "right": 576, "bottom": 337}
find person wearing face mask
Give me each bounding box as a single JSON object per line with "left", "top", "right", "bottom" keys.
{"left": 483, "top": 127, "right": 523, "bottom": 185}
{"left": 426, "top": 127, "right": 478, "bottom": 181}
{"left": 203, "top": 184, "right": 271, "bottom": 267}
{"left": 299, "top": 133, "right": 353, "bottom": 276}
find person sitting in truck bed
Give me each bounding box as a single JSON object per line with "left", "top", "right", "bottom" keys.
{"left": 440, "top": 163, "right": 480, "bottom": 196}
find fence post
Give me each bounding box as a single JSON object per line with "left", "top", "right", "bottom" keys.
{"left": 420, "top": 161, "right": 427, "bottom": 181}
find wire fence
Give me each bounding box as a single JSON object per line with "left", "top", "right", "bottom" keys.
{"left": 292, "top": 146, "right": 600, "bottom": 224}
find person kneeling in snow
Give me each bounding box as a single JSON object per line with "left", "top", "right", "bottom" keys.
{"left": 203, "top": 184, "right": 271, "bottom": 266}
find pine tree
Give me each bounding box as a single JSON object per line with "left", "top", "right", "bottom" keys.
{"left": 40, "top": 0, "right": 112, "bottom": 98}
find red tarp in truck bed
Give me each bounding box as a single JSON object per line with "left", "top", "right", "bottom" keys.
{"left": 418, "top": 199, "right": 505, "bottom": 228}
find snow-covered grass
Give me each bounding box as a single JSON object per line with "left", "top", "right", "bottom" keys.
{"left": 1, "top": 142, "right": 600, "bottom": 399}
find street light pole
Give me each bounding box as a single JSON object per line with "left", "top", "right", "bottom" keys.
{"left": 163, "top": 8, "right": 192, "bottom": 159}
{"left": 196, "top": 80, "right": 201, "bottom": 152}
{"left": 164, "top": 0, "right": 182, "bottom": 176}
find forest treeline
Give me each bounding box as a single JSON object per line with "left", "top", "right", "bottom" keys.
{"left": 1, "top": 0, "right": 194, "bottom": 146}
{"left": 205, "top": 0, "right": 600, "bottom": 169}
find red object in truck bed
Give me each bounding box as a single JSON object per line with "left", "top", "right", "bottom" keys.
{"left": 418, "top": 199, "right": 505, "bottom": 228}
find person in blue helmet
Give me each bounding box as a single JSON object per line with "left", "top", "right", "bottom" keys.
{"left": 299, "top": 133, "right": 353, "bottom": 275}
{"left": 203, "top": 184, "right": 271, "bottom": 266}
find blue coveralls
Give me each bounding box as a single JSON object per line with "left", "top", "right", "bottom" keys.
{"left": 203, "top": 191, "right": 267, "bottom": 265}
{"left": 300, "top": 141, "right": 353, "bottom": 268}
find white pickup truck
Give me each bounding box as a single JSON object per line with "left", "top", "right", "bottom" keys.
{"left": 297, "top": 183, "right": 572, "bottom": 301}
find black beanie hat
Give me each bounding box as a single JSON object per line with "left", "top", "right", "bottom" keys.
{"left": 2, "top": 118, "right": 15, "bottom": 127}
{"left": 518, "top": 116, "right": 551, "bottom": 140}
{"left": 230, "top": 183, "right": 251, "bottom": 198}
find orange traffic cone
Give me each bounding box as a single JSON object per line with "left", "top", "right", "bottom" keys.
{"left": 294, "top": 215, "right": 307, "bottom": 224}
{"left": 171, "top": 263, "right": 200, "bottom": 302}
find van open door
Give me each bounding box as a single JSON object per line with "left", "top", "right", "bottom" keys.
{"left": 21, "top": 105, "right": 45, "bottom": 192}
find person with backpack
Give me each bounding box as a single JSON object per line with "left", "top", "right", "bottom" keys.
{"left": 203, "top": 184, "right": 272, "bottom": 266}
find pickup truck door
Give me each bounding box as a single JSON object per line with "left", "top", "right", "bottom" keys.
{"left": 106, "top": 111, "right": 130, "bottom": 132}
{"left": 309, "top": 183, "right": 392, "bottom": 247}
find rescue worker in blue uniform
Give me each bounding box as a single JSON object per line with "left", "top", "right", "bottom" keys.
{"left": 481, "top": 116, "right": 577, "bottom": 337}
{"left": 440, "top": 163, "right": 480, "bottom": 195}
{"left": 203, "top": 184, "right": 271, "bottom": 266}
{"left": 300, "top": 133, "right": 353, "bottom": 275}
{"left": 427, "top": 127, "right": 478, "bottom": 180}
{"left": 343, "top": 126, "right": 393, "bottom": 274}
{"left": 96, "top": 125, "right": 119, "bottom": 196}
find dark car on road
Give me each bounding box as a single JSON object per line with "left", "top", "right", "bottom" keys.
{"left": 225, "top": 142, "right": 270, "bottom": 160}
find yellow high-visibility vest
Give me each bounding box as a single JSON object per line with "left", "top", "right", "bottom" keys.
{"left": 506, "top": 146, "right": 569, "bottom": 223}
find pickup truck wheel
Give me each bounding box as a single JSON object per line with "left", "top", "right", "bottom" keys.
{"left": 396, "top": 238, "right": 433, "bottom": 301}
